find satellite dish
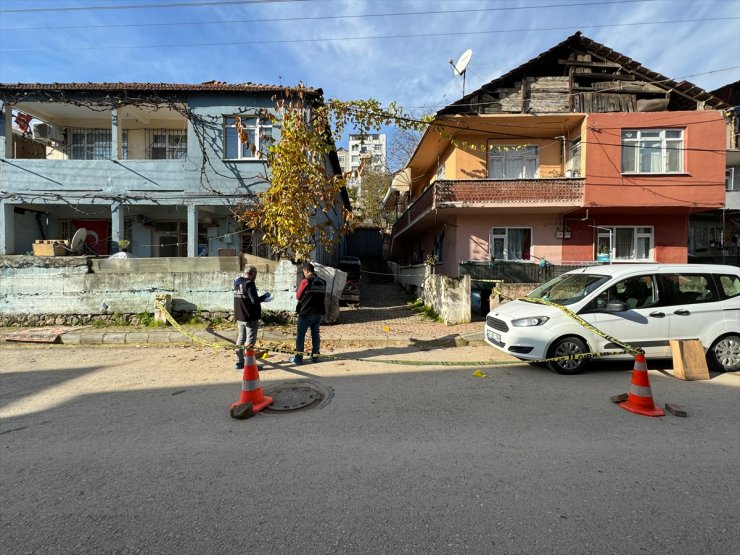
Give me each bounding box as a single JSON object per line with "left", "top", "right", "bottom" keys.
{"left": 449, "top": 49, "right": 473, "bottom": 97}
{"left": 452, "top": 48, "right": 473, "bottom": 76}
{"left": 71, "top": 228, "right": 87, "bottom": 253}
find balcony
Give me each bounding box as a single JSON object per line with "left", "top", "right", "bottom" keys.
{"left": 392, "top": 178, "right": 584, "bottom": 236}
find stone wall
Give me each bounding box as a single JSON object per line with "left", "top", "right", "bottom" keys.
{"left": 489, "top": 283, "right": 538, "bottom": 309}
{"left": 421, "top": 269, "right": 471, "bottom": 325}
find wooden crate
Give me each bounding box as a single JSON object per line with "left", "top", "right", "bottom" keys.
{"left": 33, "top": 240, "right": 69, "bottom": 257}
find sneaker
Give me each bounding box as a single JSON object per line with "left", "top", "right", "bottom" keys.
{"left": 234, "top": 362, "right": 244, "bottom": 371}
{"left": 288, "top": 356, "right": 303, "bottom": 365}
{"left": 310, "top": 356, "right": 320, "bottom": 364}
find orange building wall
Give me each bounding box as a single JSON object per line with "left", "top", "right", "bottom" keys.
{"left": 584, "top": 111, "right": 726, "bottom": 209}
{"left": 451, "top": 138, "right": 564, "bottom": 180}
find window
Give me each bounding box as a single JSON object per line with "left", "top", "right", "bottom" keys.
{"left": 488, "top": 145, "right": 539, "bottom": 179}
{"left": 688, "top": 222, "right": 723, "bottom": 254}
{"left": 727, "top": 168, "right": 737, "bottom": 191}
{"left": 147, "top": 129, "right": 186, "bottom": 159}
{"left": 567, "top": 137, "right": 581, "bottom": 177}
{"left": 435, "top": 162, "right": 445, "bottom": 180}
{"left": 597, "top": 226, "right": 653, "bottom": 261}
{"left": 622, "top": 129, "right": 684, "bottom": 174}
{"left": 717, "top": 275, "right": 740, "bottom": 299}
{"left": 67, "top": 128, "right": 111, "bottom": 160}
{"left": 659, "top": 274, "right": 715, "bottom": 305}
{"left": 224, "top": 116, "right": 272, "bottom": 160}
{"left": 489, "top": 227, "right": 532, "bottom": 260}
{"left": 595, "top": 275, "right": 658, "bottom": 310}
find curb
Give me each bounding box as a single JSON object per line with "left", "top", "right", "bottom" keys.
{"left": 1, "top": 328, "right": 483, "bottom": 349}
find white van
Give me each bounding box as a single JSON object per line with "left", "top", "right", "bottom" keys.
{"left": 484, "top": 264, "right": 740, "bottom": 374}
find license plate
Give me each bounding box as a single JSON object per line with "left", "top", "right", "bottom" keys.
{"left": 487, "top": 330, "right": 501, "bottom": 343}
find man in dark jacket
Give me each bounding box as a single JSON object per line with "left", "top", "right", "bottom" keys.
{"left": 289, "top": 262, "right": 326, "bottom": 365}
{"left": 233, "top": 265, "right": 270, "bottom": 370}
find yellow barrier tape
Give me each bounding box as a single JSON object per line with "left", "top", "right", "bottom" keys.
{"left": 154, "top": 299, "right": 633, "bottom": 368}
{"left": 492, "top": 288, "right": 641, "bottom": 356}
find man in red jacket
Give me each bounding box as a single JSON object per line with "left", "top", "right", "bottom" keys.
{"left": 289, "top": 263, "right": 326, "bottom": 365}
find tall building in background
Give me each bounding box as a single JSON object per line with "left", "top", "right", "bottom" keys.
{"left": 347, "top": 133, "right": 387, "bottom": 195}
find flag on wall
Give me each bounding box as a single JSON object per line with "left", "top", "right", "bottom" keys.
{"left": 15, "top": 113, "right": 33, "bottom": 133}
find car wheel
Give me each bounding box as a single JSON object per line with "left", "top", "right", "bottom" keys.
{"left": 707, "top": 334, "right": 740, "bottom": 372}
{"left": 547, "top": 337, "right": 590, "bottom": 375}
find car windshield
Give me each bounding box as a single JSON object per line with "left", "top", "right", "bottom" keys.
{"left": 526, "top": 273, "right": 610, "bottom": 306}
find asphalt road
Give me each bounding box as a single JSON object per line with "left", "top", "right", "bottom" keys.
{"left": 1, "top": 344, "right": 739, "bottom": 554}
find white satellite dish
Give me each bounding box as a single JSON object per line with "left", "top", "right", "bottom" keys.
{"left": 449, "top": 49, "right": 473, "bottom": 97}
{"left": 71, "top": 228, "right": 87, "bottom": 253}
{"left": 452, "top": 48, "right": 473, "bottom": 76}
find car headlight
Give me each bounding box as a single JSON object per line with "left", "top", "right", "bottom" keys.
{"left": 511, "top": 316, "right": 550, "bottom": 327}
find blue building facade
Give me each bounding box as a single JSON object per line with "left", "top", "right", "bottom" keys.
{"left": 0, "top": 82, "right": 346, "bottom": 263}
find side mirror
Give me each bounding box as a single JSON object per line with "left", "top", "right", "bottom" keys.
{"left": 605, "top": 300, "right": 629, "bottom": 312}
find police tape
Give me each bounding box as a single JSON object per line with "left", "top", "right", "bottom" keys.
{"left": 491, "top": 287, "right": 641, "bottom": 356}
{"left": 153, "top": 299, "right": 636, "bottom": 368}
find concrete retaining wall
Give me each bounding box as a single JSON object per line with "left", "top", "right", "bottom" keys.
{"left": 490, "top": 283, "right": 538, "bottom": 309}
{"left": 0, "top": 255, "right": 345, "bottom": 325}
{"left": 421, "top": 270, "right": 471, "bottom": 325}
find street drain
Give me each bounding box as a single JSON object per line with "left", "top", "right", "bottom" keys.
{"left": 262, "top": 380, "right": 333, "bottom": 413}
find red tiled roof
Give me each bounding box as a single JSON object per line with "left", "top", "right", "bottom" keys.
{"left": 0, "top": 81, "right": 321, "bottom": 95}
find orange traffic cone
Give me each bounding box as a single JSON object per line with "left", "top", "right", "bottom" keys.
{"left": 619, "top": 353, "right": 665, "bottom": 417}
{"left": 230, "top": 348, "right": 272, "bottom": 419}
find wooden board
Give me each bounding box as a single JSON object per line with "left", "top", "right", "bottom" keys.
{"left": 670, "top": 339, "right": 710, "bottom": 380}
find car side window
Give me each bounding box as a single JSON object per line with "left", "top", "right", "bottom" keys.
{"left": 659, "top": 273, "right": 715, "bottom": 305}
{"left": 717, "top": 274, "right": 740, "bottom": 299}
{"left": 592, "top": 275, "right": 657, "bottom": 310}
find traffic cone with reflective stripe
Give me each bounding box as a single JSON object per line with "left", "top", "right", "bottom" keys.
{"left": 619, "top": 353, "right": 665, "bottom": 417}
{"left": 230, "top": 348, "right": 272, "bottom": 419}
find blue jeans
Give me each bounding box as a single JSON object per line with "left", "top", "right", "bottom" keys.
{"left": 295, "top": 314, "right": 321, "bottom": 362}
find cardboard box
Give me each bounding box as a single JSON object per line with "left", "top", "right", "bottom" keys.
{"left": 33, "top": 240, "right": 69, "bottom": 257}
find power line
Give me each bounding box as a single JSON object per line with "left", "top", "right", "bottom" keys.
{"left": 0, "top": 0, "right": 308, "bottom": 14}
{"left": 3, "top": 16, "right": 738, "bottom": 53}
{"left": 0, "top": 0, "right": 659, "bottom": 31}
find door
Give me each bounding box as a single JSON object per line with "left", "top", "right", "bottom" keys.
{"left": 588, "top": 274, "right": 671, "bottom": 358}
{"left": 658, "top": 273, "right": 722, "bottom": 346}
{"left": 157, "top": 234, "right": 179, "bottom": 257}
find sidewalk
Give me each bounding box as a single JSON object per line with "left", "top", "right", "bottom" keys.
{"left": 0, "top": 280, "right": 486, "bottom": 348}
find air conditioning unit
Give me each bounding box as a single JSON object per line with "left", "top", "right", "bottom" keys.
{"left": 32, "top": 123, "right": 64, "bottom": 143}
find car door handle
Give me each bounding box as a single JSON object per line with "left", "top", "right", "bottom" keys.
{"left": 649, "top": 311, "right": 666, "bottom": 318}
{"left": 674, "top": 309, "right": 690, "bottom": 316}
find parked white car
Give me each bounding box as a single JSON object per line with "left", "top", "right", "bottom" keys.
{"left": 484, "top": 264, "right": 740, "bottom": 374}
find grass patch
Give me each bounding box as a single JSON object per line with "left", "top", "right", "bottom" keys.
{"left": 408, "top": 299, "right": 442, "bottom": 322}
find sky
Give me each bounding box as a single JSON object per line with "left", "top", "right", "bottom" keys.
{"left": 1, "top": 0, "right": 739, "bottom": 127}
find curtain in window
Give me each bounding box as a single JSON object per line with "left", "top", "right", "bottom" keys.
{"left": 508, "top": 228, "right": 531, "bottom": 260}
{"left": 615, "top": 228, "right": 635, "bottom": 259}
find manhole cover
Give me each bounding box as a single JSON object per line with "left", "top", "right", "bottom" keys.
{"left": 262, "top": 380, "right": 333, "bottom": 413}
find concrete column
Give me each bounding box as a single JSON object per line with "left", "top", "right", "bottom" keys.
{"left": 111, "top": 107, "right": 119, "bottom": 160}
{"left": 0, "top": 202, "right": 15, "bottom": 255}
{"left": 2, "top": 104, "right": 11, "bottom": 159}
{"left": 111, "top": 202, "right": 125, "bottom": 251}
{"left": 187, "top": 204, "right": 198, "bottom": 257}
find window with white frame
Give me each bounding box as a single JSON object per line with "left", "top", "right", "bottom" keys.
{"left": 597, "top": 226, "right": 654, "bottom": 261}
{"left": 67, "top": 128, "right": 112, "bottom": 160}
{"left": 621, "top": 129, "right": 684, "bottom": 174}
{"left": 488, "top": 145, "right": 539, "bottom": 179}
{"left": 435, "top": 162, "right": 445, "bottom": 180}
{"left": 224, "top": 115, "right": 272, "bottom": 160}
{"left": 567, "top": 137, "right": 581, "bottom": 177}
{"left": 727, "top": 168, "right": 737, "bottom": 191}
{"left": 489, "top": 227, "right": 532, "bottom": 260}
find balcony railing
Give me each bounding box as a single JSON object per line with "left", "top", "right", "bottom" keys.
{"left": 392, "top": 178, "right": 584, "bottom": 236}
